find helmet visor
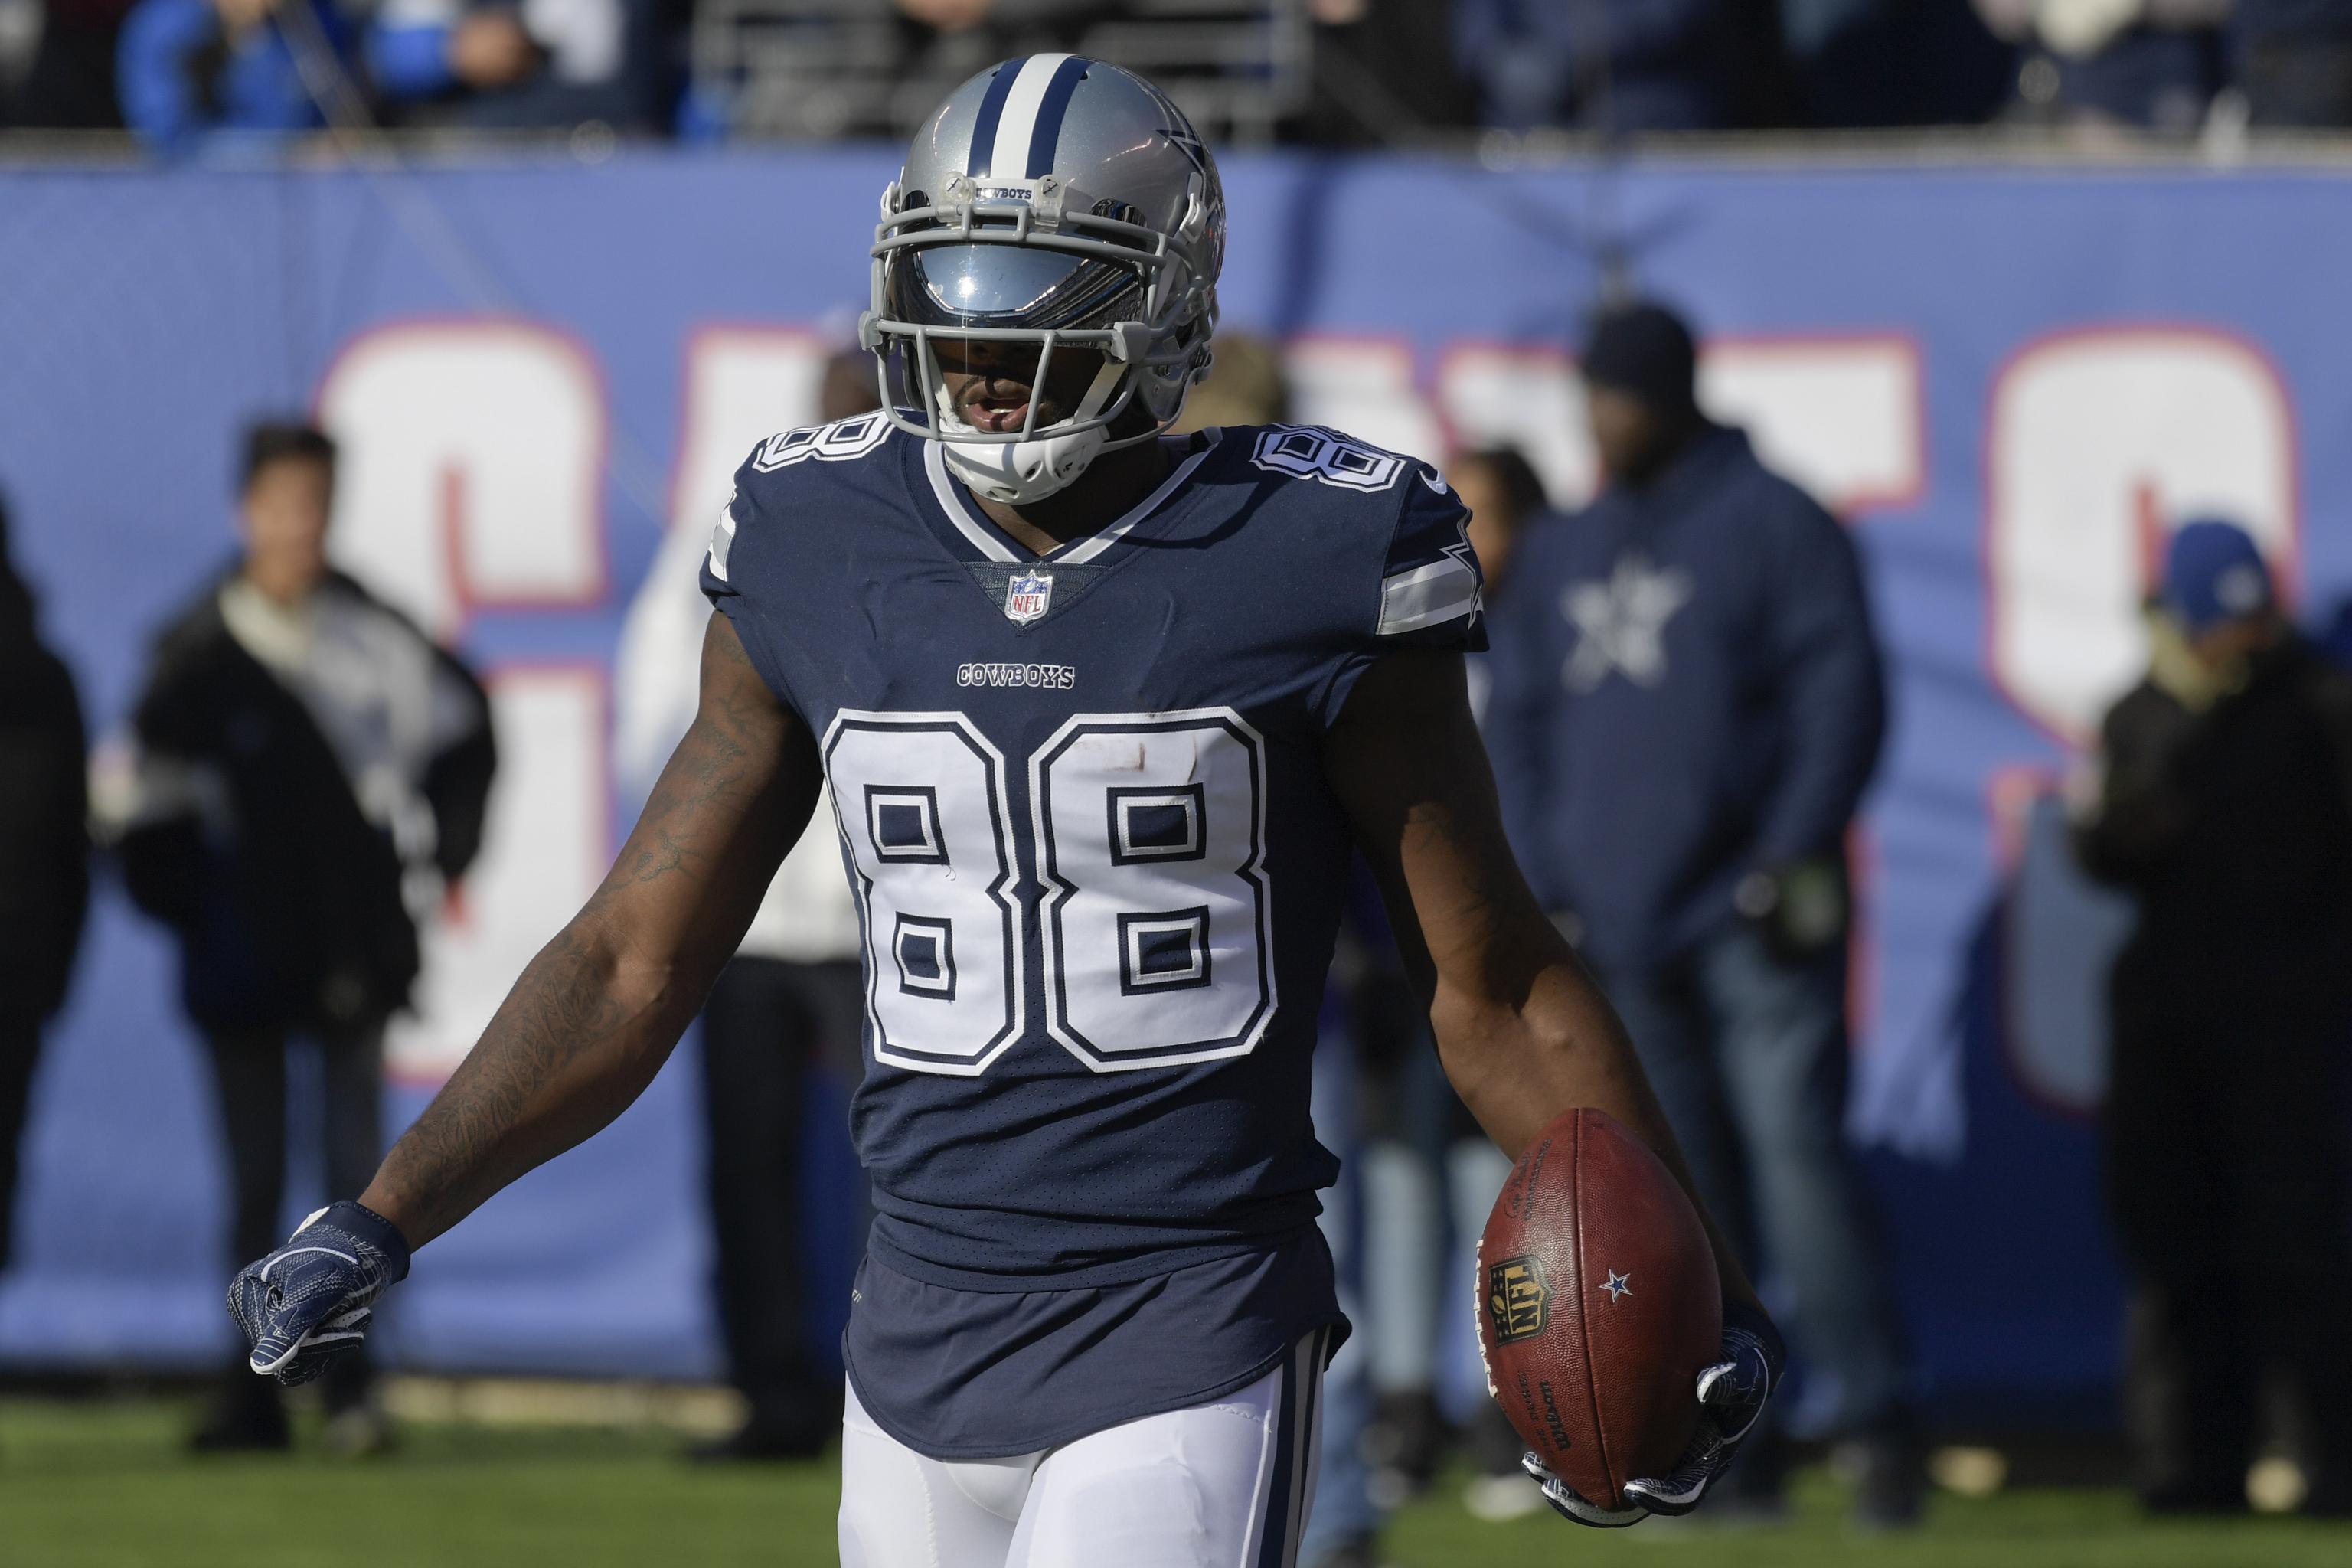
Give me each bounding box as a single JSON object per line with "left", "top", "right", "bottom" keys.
{"left": 887, "top": 243, "right": 1144, "bottom": 333}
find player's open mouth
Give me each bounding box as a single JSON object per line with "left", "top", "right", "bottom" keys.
{"left": 963, "top": 394, "right": 1034, "bottom": 433}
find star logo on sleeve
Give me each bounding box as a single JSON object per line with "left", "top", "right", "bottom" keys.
{"left": 1602, "top": 1270, "right": 1633, "bottom": 1302}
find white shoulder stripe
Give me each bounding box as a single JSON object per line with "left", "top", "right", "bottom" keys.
{"left": 706, "top": 502, "right": 738, "bottom": 583}
{"left": 1377, "top": 556, "right": 1480, "bottom": 635}
{"left": 991, "top": 54, "right": 1075, "bottom": 184}
{"left": 1056, "top": 430, "right": 1223, "bottom": 564}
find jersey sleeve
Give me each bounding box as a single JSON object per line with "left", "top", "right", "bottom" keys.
{"left": 1309, "top": 458, "right": 1488, "bottom": 730}
{"left": 1371, "top": 463, "right": 1488, "bottom": 652}
{"left": 697, "top": 444, "right": 806, "bottom": 720}
{"left": 697, "top": 486, "right": 742, "bottom": 610}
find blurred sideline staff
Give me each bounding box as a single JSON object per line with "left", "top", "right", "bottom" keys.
{"left": 2071, "top": 520, "right": 2352, "bottom": 1517}
{"left": 114, "top": 421, "right": 495, "bottom": 1453}
{"left": 1485, "top": 301, "right": 1918, "bottom": 1526}
{"left": 0, "top": 495, "right": 90, "bottom": 1279}
{"left": 613, "top": 348, "right": 875, "bottom": 1461}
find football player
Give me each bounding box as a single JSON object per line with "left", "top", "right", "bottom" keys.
{"left": 229, "top": 57, "right": 1782, "bottom": 1562}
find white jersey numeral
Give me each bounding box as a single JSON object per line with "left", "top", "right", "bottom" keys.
{"left": 825, "top": 709, "right": 1274, "bottom": 1076}
{"left": 824, "top": 714, "right": 1026, "bottom": 1076}
{"left": 1247, "top": 424, "right": 1407, "bottom": 492}
{"left": 1033, "top": 711, "right": 1274, "bottom": 1071}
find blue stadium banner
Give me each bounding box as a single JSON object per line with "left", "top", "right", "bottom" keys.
{"left": 6, "top": 148, "right": 2350, "bottom": 1419}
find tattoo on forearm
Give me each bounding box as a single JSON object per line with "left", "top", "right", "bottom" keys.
{"left": 371, "top": 922, "right": 633, "bottom": 1234}
{"left": 1411, "top": 795, "right": 1520, "bottom": 930}
{"left": 604, "top": 688, "right": 759, "bottom": 894}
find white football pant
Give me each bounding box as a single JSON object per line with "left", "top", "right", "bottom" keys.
{"left": 838, "top": 1331, "right": 1327, "bottom": 1568}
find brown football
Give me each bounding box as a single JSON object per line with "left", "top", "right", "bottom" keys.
{"left": 1475, "top": 1106, "right": 1722, "bottom": 1511}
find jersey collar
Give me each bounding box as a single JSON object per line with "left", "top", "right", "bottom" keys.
{"left": 918, "top": 430, "right": 1223, "bottom": 567}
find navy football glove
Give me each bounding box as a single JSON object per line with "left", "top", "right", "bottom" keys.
{"left": 227, "top": 1200, "right": 411, "bottom": 1387}
{"left": 1522, "top": 1300, "right": 1786, "bottom": 1527}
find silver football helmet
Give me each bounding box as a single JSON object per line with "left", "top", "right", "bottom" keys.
{"left": 861, "top": 55, "right": 1224, "bottom": 505}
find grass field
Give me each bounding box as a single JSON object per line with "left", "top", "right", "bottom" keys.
{"left": 5, "top": 1396, "right": 2350, "bottom": 1567}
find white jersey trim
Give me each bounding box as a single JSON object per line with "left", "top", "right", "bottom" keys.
{"left": 705, "top": 502, "right": 737, "bottom": 583}
{"left": 924, "top": 430, "right": 1225, "bottom": 567}
{"left": 1376, "top": 555, "right": 1481, "bottom": 635}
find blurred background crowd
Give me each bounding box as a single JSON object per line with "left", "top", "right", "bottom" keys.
{"left": 5, "top": 0, "right": 2352, "bottom": 148}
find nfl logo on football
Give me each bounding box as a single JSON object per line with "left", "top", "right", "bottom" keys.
{"left": 1004, "top": 570, "right": 1054, "bottom": 626}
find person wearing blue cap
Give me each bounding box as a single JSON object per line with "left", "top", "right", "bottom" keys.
{"left": 2073, "top": 518, "right": 2352, "bottom": 1517}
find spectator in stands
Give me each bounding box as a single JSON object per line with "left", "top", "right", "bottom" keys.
{"left": 1453, "top": 0, "right": 1764, "bottom": 130}
{"left": 116, "top": 421, "right": 495, "bottom": 1454}
{"left": 8, "top": 0, "right": 136, "bottom": 126}
{"left": 1782, "top": 0, "right": 2016, "bottom": 126}
{"left": 368, "top": 0, "right": 656, "bottom": 128}
{"left": 1974, "top": 0, "right": 2226, "bottom": 130}
{"left": 2071, "top": 520, "right": 2352, "bottom": 1516}
{"left": 877, "top": 0, "right": 1102, "bottom": 132}
{"left": 0, "top": 495, "right": 89, "bottom": 1281}
{"left": 891, "top": 0, "right": 1101, "bottom": 37}
{"left": 1298, "top": 0, "right": 1473, "bottom": 143}
{"left": 2231, "top": 0, "right": 2352, "bottom": 123}
{"left": 1485, "top": 301, "right": 1919, "bottom": 1526}
{"left": 116, "top": 0, "right": 348, "bottom": 146}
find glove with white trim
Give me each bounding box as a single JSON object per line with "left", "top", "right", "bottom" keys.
{"left": 227, "top": 1200, "right": 411, "bottom": 1387}
{"left": 1522, "top": 1299, "right": 1785, "bottom": 1527}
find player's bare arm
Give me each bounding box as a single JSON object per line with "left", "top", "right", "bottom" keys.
{"left": 1323, "top": 645, "right": 1759, "bottom": 1311}
{"left": 363, "top": 612, "right": 818, "bottom": 1246}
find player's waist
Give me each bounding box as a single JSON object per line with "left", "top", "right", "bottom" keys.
{"left": 844, "top": 1227, "right": 1348, "bottom": 1459}
{"left": 862, "top": 1201, "right": 1324, "bottom": 1293}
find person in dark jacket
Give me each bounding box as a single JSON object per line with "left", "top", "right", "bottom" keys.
{"left": 0, "top": 495, "right": 90, "bottom": 1278}
{"left": 2072, "top": 519, "right": 2352, "bottom": 1516}
{"left": 1485, "top": 302, "right": 1916, "bottom": 1524}
{"left": 118, "top": 422, "right": 494, "bottom": 1453}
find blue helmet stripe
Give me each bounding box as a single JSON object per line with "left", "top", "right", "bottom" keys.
{"left": 966, "top": 57, "right": 1025, "bottom": 178}
{"left": 1023, "top": 56, "right": 1093, "bottom": 178}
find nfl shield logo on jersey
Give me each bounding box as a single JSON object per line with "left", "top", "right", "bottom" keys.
{"left": 1004, "top": 570, "right": 1054, "bottom": 626}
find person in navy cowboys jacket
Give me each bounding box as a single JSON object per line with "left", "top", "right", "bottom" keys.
{"left": 1485, "top": 301, "right": 1918, "bottom": 1526}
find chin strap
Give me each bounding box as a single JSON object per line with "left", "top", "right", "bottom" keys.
{"left": 938, "top": 358, "right": 1129, "bottom": 505}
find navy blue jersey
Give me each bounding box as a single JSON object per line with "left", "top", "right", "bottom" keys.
{"left": 703, "top": 416, "right": 1482, "bottom": 1297}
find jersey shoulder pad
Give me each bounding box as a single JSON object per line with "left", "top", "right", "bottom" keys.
{"left": 1236, "top": 422, "right": 1419, "bottom": 496}
{"left": 1217, "top": 423, "right": 1483, "bottom": 649}
{"left": 739, "top": 410, "right": 898, "bottom": 488}
{"left": 1370, "top": 452, "right": 1484, "bottom": 647}
{"left": 705, "top": 411, "right": 903, "bottom": 598}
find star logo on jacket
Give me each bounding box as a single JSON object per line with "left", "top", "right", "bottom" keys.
{"left": 1602, "top": 1270, "right": 1632, "bottom": 1302}
{"left": 1004, "top": 570, "right": 1054, "bottom": 626}
{"left": 1561, "top": 554, "right": 1692, "bottom": 692}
